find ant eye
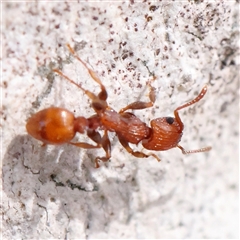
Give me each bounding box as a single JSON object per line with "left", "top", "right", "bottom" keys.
{"left": 166, "top": 117, "right": 174, "bottom": 124}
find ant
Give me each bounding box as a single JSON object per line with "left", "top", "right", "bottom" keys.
{"left": 49, "top": 44, "right": 211, "bottom": 167}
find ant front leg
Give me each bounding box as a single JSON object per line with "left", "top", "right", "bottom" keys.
{"left": 118, "top": 135, "right": 161, "bottom": 162}
{"left": 119, "top": 76, "right": 157, "bottom": 114}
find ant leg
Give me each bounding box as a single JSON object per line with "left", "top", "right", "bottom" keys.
{"left": 174, "top": 85, "right": 208, "bottom": 132}
{"left": 87, "top": 129, "right": 111, "bottom": 159}
{"left": 118, "top": 135, "right": 161, "bottom": 162}
{"left": 87, "top": 129, "right": 112, "bottom": 168}
{"left": 53, "top": 69, "right": 99, "bottom": 102}
{"left": 119, "top": 76, "right": 157, "bottom": 113}
{"left": 53, "top": 68, "right": 108, "bottom": 112}
{"left": 69, "top": 142, "right": 100, "bottom": 149}
{"left": 94, "top": 130, "right": 112, "bottom": 168}
{"left": 70, "top": 130, "right": 112, "bottom": 168}
{"left": 100, "top": 130, "right": 111, "bottom": 159}
{"left": 66, "top": 44, "right": 107, "bottom": 101}
{"left": 177, "top": 144, "right": 212, "bottom": 154}
{"left": 69, "top": 130, "right": 104, "bottom": 149}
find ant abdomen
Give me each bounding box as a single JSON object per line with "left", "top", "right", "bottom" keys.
{"left": 142, "top": 117, "right": 183, "bottom": 151}
{"left": 26, "top": 107, "right": 76, "bottom": 144}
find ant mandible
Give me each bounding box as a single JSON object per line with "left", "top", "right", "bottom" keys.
{"left": 52, "top": 44, "right": 211, "bottom": 167}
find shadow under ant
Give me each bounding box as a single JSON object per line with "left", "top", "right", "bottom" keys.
{"left": 3, "top": 134, "right": 175, "bottom": 237}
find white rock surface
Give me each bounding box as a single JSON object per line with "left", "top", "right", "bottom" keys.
{"left": 2, "top": 1, "right": 239, "bottom": 239}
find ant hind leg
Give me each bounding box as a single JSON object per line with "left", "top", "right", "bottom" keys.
{"left": 66, "top": 44, "right": 107, "bottom": 101}
{"left": 69, "top": 142, "right": 100, "bottom": 149}
{"left": 69, "top": 130, "right": 103, "bottom": 149}
{"left": 85, "top": 129, "right": 111, "bottom": 168}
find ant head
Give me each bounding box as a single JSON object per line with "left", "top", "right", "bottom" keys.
{"left": 151, "top": 117, "right": 183, "bottom": 134}
{"left": 142, "top": 117, "right": 183, "bottom": 151}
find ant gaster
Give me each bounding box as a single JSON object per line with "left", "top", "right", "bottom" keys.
{"left": 26, "top": 106, "right": 111, "bottom": 151}
{"left": 48, "top": 44, "right": 211, "bottom": 167}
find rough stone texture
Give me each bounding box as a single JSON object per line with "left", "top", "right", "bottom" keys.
{"left": 2, "top": 1, "right": 239, "bottom": 239}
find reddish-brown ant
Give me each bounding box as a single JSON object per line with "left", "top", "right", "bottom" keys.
{"left": 50, "top": 44, "right": 211, "bottom": 167}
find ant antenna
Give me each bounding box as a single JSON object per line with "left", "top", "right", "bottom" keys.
{"left": 174, "top": 85, "right": 208, "bottom": 131}
{"left": 177, "top": 145, "right": 212, "bottom": 154}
